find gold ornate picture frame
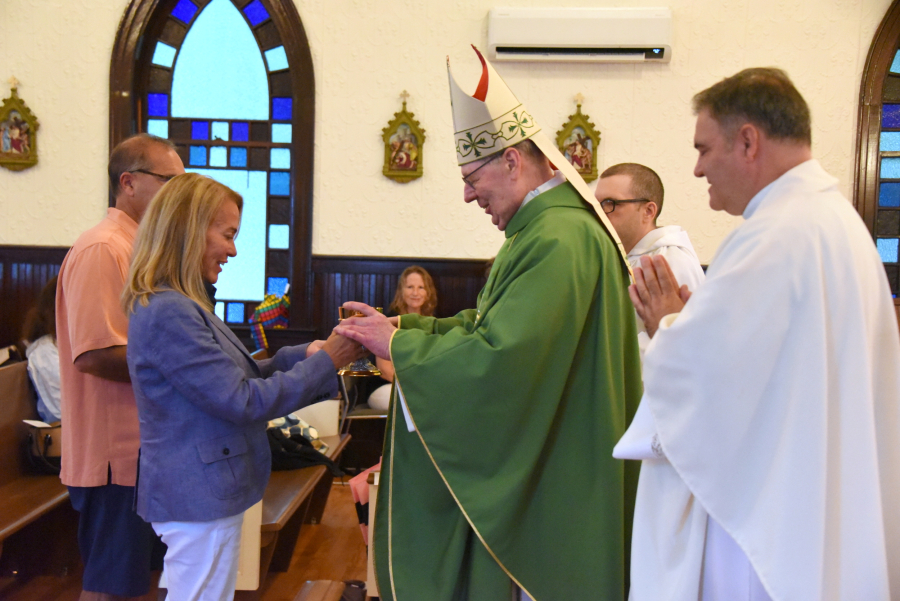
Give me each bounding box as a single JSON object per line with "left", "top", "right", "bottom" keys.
{"left": 556, "top": 93, "right": 600, "bottom": 183}
{"left": 382, "top": 91, "right": 425, "bottom": 184}
{"left": 0, "top": 78, "right": 40, "bottom": 172}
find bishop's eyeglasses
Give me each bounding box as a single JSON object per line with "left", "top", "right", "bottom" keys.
{"left": 461, "top": 153, "right": 502, "bottom": 189}
{"left": 599, "top": 198, "right": 650, "bottom": 214}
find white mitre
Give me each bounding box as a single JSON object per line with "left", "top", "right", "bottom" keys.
{"left": 448, "top": 47, "right": 539, "bottom": 166}
{"left": 447, "top": 46, "right": 631, "bottom": 272}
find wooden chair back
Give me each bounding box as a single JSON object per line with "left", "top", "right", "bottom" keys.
{"left": 0, "top": 361, "right": 38, "bottom": 486}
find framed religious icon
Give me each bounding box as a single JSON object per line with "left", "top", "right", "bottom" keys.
{"left": 556, "top": 93, "right": 600, "bottom": 183}
{"left": 382, "top": 91, "right": 425, "bottom": 184}
{"left": 0, "top": 78, "right": 40, "bottom": 172}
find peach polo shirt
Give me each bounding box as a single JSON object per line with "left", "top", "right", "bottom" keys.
{"left": 56, "top": 208, "right": 140, "bottom": 487}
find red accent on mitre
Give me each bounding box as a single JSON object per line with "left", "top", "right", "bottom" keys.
{"left": 471, "top": 45, "right": 489, "bottom": 101}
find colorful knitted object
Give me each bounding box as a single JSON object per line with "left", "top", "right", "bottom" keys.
{"left": 250, "top": 292, "right": 290, "bottom": 350}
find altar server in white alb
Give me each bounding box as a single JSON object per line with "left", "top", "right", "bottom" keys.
{"left": 594, "top": 162, "right": 705, "bottom": 356}
{"left": 617, "top": 67, "right": 900, "bottom": 601}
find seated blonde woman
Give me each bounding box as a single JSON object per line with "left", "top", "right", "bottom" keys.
{"left": 122, "top": 173, "right": 365, "bottom": 598}
{"left": 367, "top": 265, "right": 437, "bottom": 411}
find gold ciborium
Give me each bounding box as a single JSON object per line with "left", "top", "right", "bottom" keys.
{"left": 337, "top": 306, "right": 382, "bottom": 376}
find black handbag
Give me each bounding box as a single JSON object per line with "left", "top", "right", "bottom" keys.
{"left": 24, "top": 420, "right": 61, "bottom": 475}
{"left": 266, "top": 428, "right": 343, "bottom": 477}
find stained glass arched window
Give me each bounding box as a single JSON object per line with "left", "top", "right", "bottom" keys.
{"left": 856, "top": 1, "right": 900, "bottom": 304}
{"left": 111, "top": 0, "right": 316, "bottom": 332}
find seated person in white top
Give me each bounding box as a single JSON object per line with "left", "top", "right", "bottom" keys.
{"left": 367, "top": 266, "right": 437, "bottom": 411}
{"left": 594, "top": 163, "right": 705, "bottom": 356}
{"left": 21, "top": 275, "right": 61, "bottom": 423}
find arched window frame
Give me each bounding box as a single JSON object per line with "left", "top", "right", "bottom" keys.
{"left": 855, "top": 0, "right": 900, "bottom": 306}
{"left": 109, "top": 0, "right": 317, "bottom": 332}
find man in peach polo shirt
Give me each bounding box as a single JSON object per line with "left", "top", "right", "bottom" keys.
{"left": 56, "top": 134, "right": 184, "bottom": 600}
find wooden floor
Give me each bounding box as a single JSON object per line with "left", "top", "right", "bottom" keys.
{"left": 0, "top": 481, "right": 368, "bottom": 600}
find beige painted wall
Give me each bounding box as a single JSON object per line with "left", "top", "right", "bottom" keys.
{"left": 0, "top": 0, "right": 892, "bottom": 262}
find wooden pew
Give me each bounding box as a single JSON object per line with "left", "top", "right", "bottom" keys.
{"left": 0, "top": 362, "right": 70, "bottom": 562}
{"left": 222, "top": 433, "right": 349, "bottom": 601}
{"left": 257, "top": 434, "right": 349, "bottom": 576}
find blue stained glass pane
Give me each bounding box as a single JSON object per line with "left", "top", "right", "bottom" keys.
{"left": 882, "top": 132, "right": 900, "bottom": 152}
{"left": 214, "top": 301, "right": 225, "bottom": 320}
{"left": 152, "top": 42, "right": 177, "bottom": 68}
{"left": 210, "top": 146, "right": 227, "bottom": 167}
{"left": 882, "top": 158, "right": 900, "bottom": 179}
{"left": 880, "top": 182, "right": 900, "bottom": 207}
{"left": 877, "top": 238, "right": 899, "bottom": 263}
{"left": 883, "top": 105, "right": 900, "bottom": 128}
{"left": 271, "top": 123, "right": 291, "bottom": 143}
{"left": 272, "top": 98, "right": 292, "bottom": 121}
{"left": 270, "top": 148, "right": 291, "bottom": 169}
{"left": 171, "top": 0, "right": 269, "bottom": 120}
{"left": 269, "top": 171, "right": 290, "bottom": 195}
{"left": 190, "top": 169, "right": 267, "bottom": 301}
{"left": 211, "top": 121, "right": 229, "bottom": 141}
{"left": 147, "top": 119, "right": 169, "bottom": 138}
{"left": 172, "top": 0, "right": 199, "bottom": 23}
{"left": 232, "top": 122, "right": 249, "bottom": 141}
{"left": 269, "top": 224, "right": 290, "bottom": 249}
{"left": 267, "top": 277, "right": 289, "bottom": 296}
{"left": 148, "top": 94, "right": 168, "bottom": 117}
{"left": 230, "top": 147, "right": 247, "bottom": 167}
{"left": 226, "top": 302, "right": 245, "bottom": 323}
{"left": 243, "top": 0, "right": 270, "bottom": 26}
{"left": 892, "top": 50, "right": 900, "bottom": 74}
{"left": 192, "top": 121, "right": 209, "bottom": 140}
{"left": 190, "top": 146, "right": 207, "bottom": 166}
{"left": 264, "top": 46, "right": 289, "bottom": 71}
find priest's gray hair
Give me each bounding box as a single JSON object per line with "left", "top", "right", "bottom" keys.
{"left": 108, "top": 133, "right": 177, "bottom": 200}
{"left": 692, "top": 68, "right": 811, "bottom": 146}
{"left": 512, "top": 138, "right": 543, "bottom": 164}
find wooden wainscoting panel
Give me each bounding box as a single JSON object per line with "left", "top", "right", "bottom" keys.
{"left": 0, "top": 247, "right": 489, "bottom": 350}
{"left": 310, "top": 255, "right": 488, "bottom": 337}
{"left": 0, "top": 246, "right": 69, "bottom": 348}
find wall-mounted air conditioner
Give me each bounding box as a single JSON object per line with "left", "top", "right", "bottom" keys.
{"left": 487, "top": 7, "right": 673, "bottom": 63}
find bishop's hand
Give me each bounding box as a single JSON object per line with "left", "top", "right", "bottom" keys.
{"left": 629, "top": 255, "right": 691, "bottom": 338}
{"left": 333, "top": 301, "right": 397, "bottom": 360}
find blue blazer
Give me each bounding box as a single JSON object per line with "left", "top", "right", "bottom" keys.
{"left": 127, "top": 290, "right": 337, "bottom": 523}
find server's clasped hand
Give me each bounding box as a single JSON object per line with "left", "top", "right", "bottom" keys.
{"left": 629, "top": 254, "right": 692, "bottom": 338}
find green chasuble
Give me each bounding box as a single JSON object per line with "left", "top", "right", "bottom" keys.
{"left": 374, "top": 182, "right": 642, "bottom": 601}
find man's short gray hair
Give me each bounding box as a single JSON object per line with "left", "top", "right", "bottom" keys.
{"left": 108, "top": 134, "right": 176, "bottom": 200}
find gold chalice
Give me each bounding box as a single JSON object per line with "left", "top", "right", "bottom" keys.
{"left": 337, "top": 306, "right": 382, "bottom": 376}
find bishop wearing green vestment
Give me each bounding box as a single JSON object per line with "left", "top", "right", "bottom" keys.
{"left": 336, "top": 47, "right": 642, "bottom": 601}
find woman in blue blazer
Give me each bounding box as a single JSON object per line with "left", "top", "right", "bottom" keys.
{"left": 123, "top": 173, "right": 364, "bottom": 599}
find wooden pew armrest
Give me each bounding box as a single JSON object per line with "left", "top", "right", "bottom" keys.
{"left": 0, "top": 477, "right": 69, "bottom": 542}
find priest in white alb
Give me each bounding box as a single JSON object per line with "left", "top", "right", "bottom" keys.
{"left": 615, "top": 67, "right": 900, "bottom": 600}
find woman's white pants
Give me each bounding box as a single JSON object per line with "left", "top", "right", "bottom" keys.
{"left": 153, "top": 512, "right": 244, "bottom": 601}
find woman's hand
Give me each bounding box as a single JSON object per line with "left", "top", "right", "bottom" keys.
{"left": 321, "top": 331, "right": 368, "bottom": 369}
{"left": 306, "top": 339, "right": 325, "bottom": 358}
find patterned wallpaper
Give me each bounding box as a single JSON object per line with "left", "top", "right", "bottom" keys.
{"left": 0, "top": 0, "right": 892, "bottom": 263}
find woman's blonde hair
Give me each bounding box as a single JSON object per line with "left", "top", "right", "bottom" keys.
{"left": 389, "top": 265, "right": 437, "bottom": 316}
{"left": 123, "top": 173, "right": 243, "bottom": 313}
